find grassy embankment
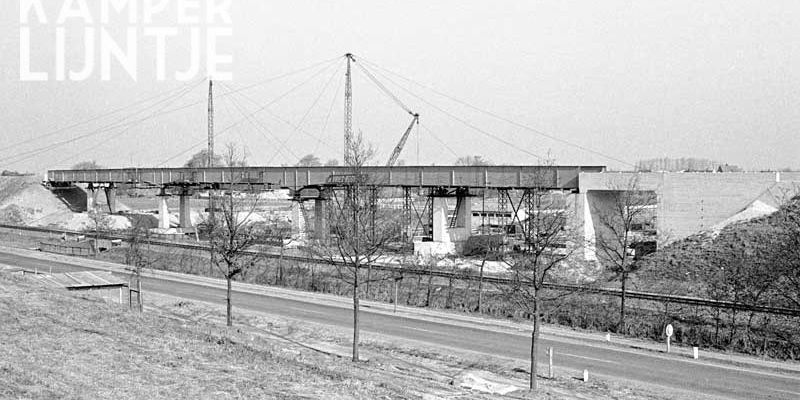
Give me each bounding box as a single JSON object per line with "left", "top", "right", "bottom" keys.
{"left": 3, "top": 218, "right": 799, "bottom": 360}
{"left": 0, "top": 270, "right": 682, "bottom": 399}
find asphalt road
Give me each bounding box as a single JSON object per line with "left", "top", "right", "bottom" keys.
{"left": 2, "top": 250, "right": 799, "bottom": 400}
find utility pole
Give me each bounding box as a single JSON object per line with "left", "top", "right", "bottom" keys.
{"left": 344, "top": 54, "right": 354, "bottom": 163}
{"left": 207, "top": 79, "right": 215, "bottom": 167}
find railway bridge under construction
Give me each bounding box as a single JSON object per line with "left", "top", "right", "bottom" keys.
{"left": 46, "top": 166, "right": 800, "bottom": 257}
{"left": 46, "top": 165, "right": 606, "bottom": 254}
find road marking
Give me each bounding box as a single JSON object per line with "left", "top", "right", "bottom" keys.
{"left": 560, "top": 353, "right": 619, "bottom": 365}
{"left": 283, "top": 307, "right": 328, "bottom": 316}
{"left": 767, "top": 387, "right": 800, "bottom": 397}
{"left": 407, "top": 326, "right": 437, "bottom": 334}
{"left": 298, "top": 309, "right": 327, "bottom": 316}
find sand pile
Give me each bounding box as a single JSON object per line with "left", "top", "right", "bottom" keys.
{"left": 59, "top": 213, "right": 131, "bottom": 231}
{"left": 710, "top": 200, "right": 779, "bottom": 236}
{"left": 0, "top": 176, "right": 72, "bottom": 226}
{"left": 0, "top": 176, "right": 132, "bottom": 231}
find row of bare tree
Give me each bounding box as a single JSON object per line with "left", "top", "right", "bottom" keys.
{"left": 165, "top": 134, "right": 572, "bottom": 390}
{"left": 113, "top": 137, "right": 798, "bottom": 393}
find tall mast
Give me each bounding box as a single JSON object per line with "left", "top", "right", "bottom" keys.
{"left": 207, "top": 79, "right": 215, "bottom": 167}
{"left": 344, "top": 54, "right": 353, "bottom": 163}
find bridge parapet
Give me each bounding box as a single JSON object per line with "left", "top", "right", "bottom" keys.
{"left": 47, "top": 165, "right": 605, "bottom": 190}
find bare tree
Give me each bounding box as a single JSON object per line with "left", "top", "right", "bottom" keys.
{"left": 410, "top": 254, "right": 444, "bottom": 308}
{"left": 324, "top": 159, "right": 340, "bottom": 167}
{"left": 593, "top": 176, "right": 657, "bottom": 331}
{"left": 222, "top": 142, "right": 249, "bottom": 167}
{"left": 185, "top": 149, "right": 223, "bottom": 168}
{"left": 502, "top": 181, "right": 577, "bottom": 391}
{"left": 464, "top": 234, "right": 505, "bottom": 313}
{"left": 204, "top": 190, "right": 264, "bottom": 326}
{"left": 72, "top": 160, "right": 103, "bottom": 170}
{"left": 455, "top": 155, "right": 492, "bottom": 166}
{"left": 311, "top": 133, "right": 400, "bottom": 361}
{"left": 125, "top": 221, "right": 155, "bottom": 312}
{"left": 297, "top": 154, "right": 322, "bottom": 167}
{"left": 87, "top": 205, "right": 113, "bottom": 256}
{"left": 265, "top": 222, "right": 294, "bottom": 286}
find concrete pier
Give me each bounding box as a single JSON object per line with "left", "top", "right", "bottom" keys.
{"left": 431, "top": 197, "right": 450, "bottom": 243}
{"left": 179, "top": 190, "right": 192, "bottom": 229}
{"left": 455, "top": 193, "right": 472, "bottom": 235}
{"left": 291, "top": 202, "right": 306, "bottom": 234}
{"left": 157, "top": 191, "right": 170, "bottom": 230}
{"left": 85, "top": 185, "right": 99, "bottom": 212}
{"left": 104, "top": 186, "right": 116, "bottom": 214}
{"left": 314, "top": 198, "right": 327, "bottom": 239}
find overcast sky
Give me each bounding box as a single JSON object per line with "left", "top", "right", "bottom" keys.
{"left": 1, "top": 0, "right": 798, "bottom": 172}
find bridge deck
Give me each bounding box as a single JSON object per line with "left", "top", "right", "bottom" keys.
{"left": 47, "top": 165, "right": 605, "bottom": 190}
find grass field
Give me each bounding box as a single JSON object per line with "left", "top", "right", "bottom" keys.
{"left": 0, "top": 272, "right": 455, "bottom": 399}
{"left": 0, "top": 268, "right": 685, "bottom": 399}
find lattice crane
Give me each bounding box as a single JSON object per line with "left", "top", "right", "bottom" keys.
{"left": 343, "top": 53, "right": 420, "bottom": 167}
{"left": 386, "top": 113, "right": 419, "bottom": 167}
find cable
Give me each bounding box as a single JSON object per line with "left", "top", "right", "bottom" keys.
{"left": 3, "top": 80, "right": 206, "bottom": 167}
{"left": 419, "top": 122, "right": 459, "bottom": 159}
{"left": 4, "top": 82, "right": 201, "bottom": 165}
{"left": 311, "top": 70, "right": 344, "bottom": 157}
{"left": 355, "top": 62, "right": 544, "bottom": 162}
{"left": 156, "top": 63, "right": 337, "bottom": 167}
{"left": 359, "top": 56, "right": 635, "bottom": 167}
{"left": 5, "top": 81, "right": 204, "bottom": 166}
{"left": 220, "top": 82, "right": 300, "bottom": 162}
{"left": 352, "top": 60, "right": 414, "bottom": 115}
{"left": 219, "top": 65, "right": 340, "bottom": 162}
{"left": 215, "top": 94, "right": 248, "bottom": 148}
{"left": 265, "top": 62, "right": 343, "bottom": 164}
{"left": 0, "top": 78, "right": 204, "bottom": 154}
{"left": 220, "top": 56, "right": 342, "bottom": 97}
{"left": 212, "top": 60, "right": 340, "bottom": 142}
{"left": 50, "top": 82, "right": 202, "bottom": 168}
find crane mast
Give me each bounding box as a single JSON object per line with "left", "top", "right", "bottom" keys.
{"left": 344, "top": 53, "right": 354, "bottom": 163}
{"left": 207, "top": 79, "right": 214, "bottom": 167}
{"left": 386, "top": 113, "right": 420, "bottom": 167}
{"left": 342, "top": 52, "right": 419, "bottom": 167}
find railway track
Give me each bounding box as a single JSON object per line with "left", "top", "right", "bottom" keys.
{"left": 3, "top": 223, "right": 799, "bottom": 317}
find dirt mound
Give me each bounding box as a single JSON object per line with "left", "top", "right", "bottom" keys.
{"left": 0, "top": 177, "right": 132, "bottom": 231}
{"left": 0, "top": 176, "right": 72, "bottom": 226}
{"left": 638, "top": 195, "right": 800, "bottom": 295}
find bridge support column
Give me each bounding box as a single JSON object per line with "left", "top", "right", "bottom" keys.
{"left": 157, "top": 189, "right": 170, "bottom": 230}
{"left": 314, "top": 198, "right": 327, "bottom": 239}
{"left": 85, "top": 184, "right": 99, "bottom": 212}
{"left": 179, "top": 189, "right": 193, "bottom": 229}
{"left": 432, "top": 197, "right": 450, "bottom": 243}
{"left": 104, "top": 186, "right": 117, "bottom": 214}
{"left": 290, "top": 202, "right": 305, "bottom": 234}
{"left": 455, "top": 191, "right": 472, "bottom": 234}
{"left": 414, "top": 195, "right": 456, "bottom": 256}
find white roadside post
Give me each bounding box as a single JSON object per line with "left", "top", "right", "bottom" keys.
{"left": 693, "top": 347, "right": 699, "bottom": 359}
{"left": 665, "top": 324, "right": 674, "bottom": 353}
{"left": 393, "top": 275, "right": 403, "bottom": 314}
{"left": 548, "top": 347, "right": 554, "bottom": 378}
{"left": 583, "top": 369, "right": 589, "bottom": 382}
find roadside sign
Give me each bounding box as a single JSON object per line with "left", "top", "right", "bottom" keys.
{"left": 665, "top": 324, "right": 674, "bottom": 353}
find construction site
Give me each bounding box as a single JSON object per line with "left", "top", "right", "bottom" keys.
{"left": 3, "top": 26, "right": 800, "bottom": 396}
